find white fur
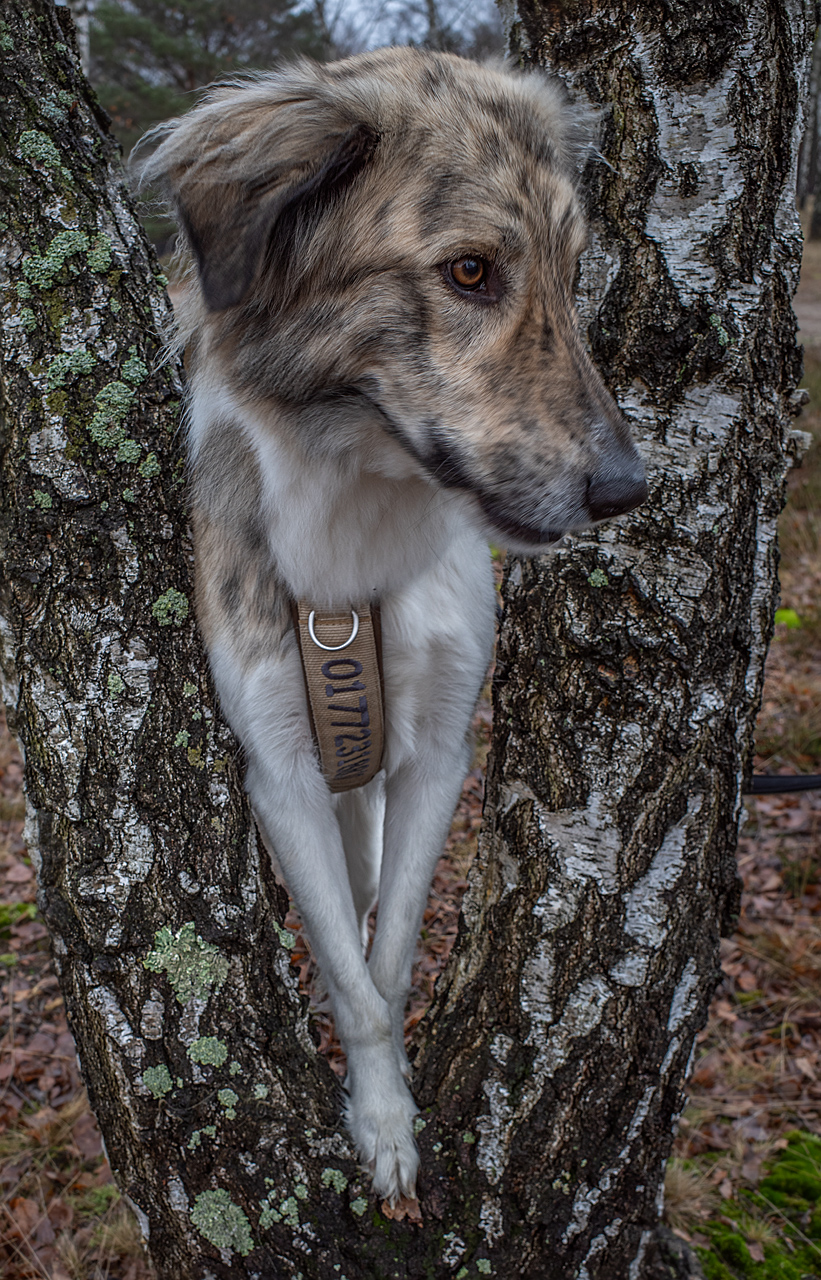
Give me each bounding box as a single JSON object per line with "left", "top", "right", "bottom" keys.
{"left": 193, "top": 377, "right": 496, "bottom": 1202}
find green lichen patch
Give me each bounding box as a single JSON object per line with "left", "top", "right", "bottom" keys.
{"left": 142, "top": 1064, "right": 173, "bottom": 1098}
{"left": 190, "top": 1189, "right": 253, "bottom": 1257}
{"left": 122, "top": 489, "right": 135, "bottom": 503}
{"left": 587, "top": 568, "right": 609, "bottom": 588}
{"left": 31, "top": 490, "right": 52, "bottom": 510}
{"left": 107, "top": 671, "right": 125, "bottom": 696}
{"left": 188, "top": 1036, "right": 228, "bottom": 1068}
{"left": 138, "top": 452, "right": 161, "bottom": 479}
{"left": 174, "top": 729, "right": 190, "bottom": 749}
{"left": 187, "top": 1124, "right": 217, "bottom": 1150}
{"left": 115, "top": 438, "right": 141, "bottom": 464}
{"left": 122, "top": 350, "right": 149, "bottom": 384}
{"left": 350, "top": 1196, "right": 367, "bottom": 1216}
{"left": 152, "top": 588, "right": 189, "bottom": 628}
{"left": 18, "top": 129, "right": 70, "bottom": 181}
{"left": 20, "top": 308, "right": 36, "bottom": 333}
{"left": 277, "top": 1196, "right": 300, "bottom": 1228}
{"left": 253, "top": 1083, "right": 269, "bottom": 1099}
{"left": 88, "top": 380, "right": 135, "bottom": 448}
{"left": 183, "top": 681, "right": 197, "bottom": 697}
{"left": 46, "top": 348, "right": 97, "bottom": 390}
{"left": 229, "top": 1060, "right": 241, "bottom": 1076}
{"left": 87, "top": 234, "right": 113, "bottom": 272}
{"left": 477, "top": 1262, "right": 492, "bottom": 1274}
{"left": 217, "top": 1088, "right": 238, "bottom": 1119}
{"left": 22, "top": 230, "right": 89, "bottom": 289}
{"left": 143, "top": 922, "right": 229, "bottom": 1005}
{"left": 272, "top": 920, "right": 296, "bottom": 950}
{"left": 709, "top": 313, "right": 731, "bottom": 347}
{"left": 321, "top": 1168, "right": 348, "bottom": 1194}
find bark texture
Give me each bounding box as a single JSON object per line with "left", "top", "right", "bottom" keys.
{"left": 415, "top": 0, "right": 816, "bottom": 1276}
{"left": 0, "top": 1, "right": 814, "bottom": 1278}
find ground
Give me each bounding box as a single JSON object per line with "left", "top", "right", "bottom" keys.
{"left": 2, "top": 282, "right": 821, "bottom": 1280}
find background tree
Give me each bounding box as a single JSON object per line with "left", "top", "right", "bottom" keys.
{"left": 89, "top": 0, "right": 323, "bottom": 155}
{"left": 0, "top": 3, "right": 813, "bottom": 1280}
{"left": 310, "top": 0, "right": 505, "bottom": 61}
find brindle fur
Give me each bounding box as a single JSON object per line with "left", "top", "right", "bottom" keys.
{"left": 139, "top": 46, "right": 646, "bottom": 1203}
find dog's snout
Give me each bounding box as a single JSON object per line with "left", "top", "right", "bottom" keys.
{"left": 586, "top": 467, "right": 648, "bottom": 521}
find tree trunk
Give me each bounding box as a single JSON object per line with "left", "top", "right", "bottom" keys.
{"left": 415, "top": 0, "right": 815, "bottom": 1276}
{"left": 0, "top": 3, "right": 813, "bottom": 1280}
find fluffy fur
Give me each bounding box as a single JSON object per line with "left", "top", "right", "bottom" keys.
{"left": 139, "top": 46, "right": 646, "bottom": 1203}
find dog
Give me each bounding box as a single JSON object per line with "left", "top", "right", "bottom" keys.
{"left": 139, "top": 46, "right": 647, "bottom": 1204}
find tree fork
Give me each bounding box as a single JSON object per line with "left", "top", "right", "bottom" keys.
{"left": 0, "top": 1, "right": 814, "bottom": 1278}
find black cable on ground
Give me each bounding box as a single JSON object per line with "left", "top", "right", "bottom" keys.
{"left": 747, "top": 774, "right": 821, "bottom": 794}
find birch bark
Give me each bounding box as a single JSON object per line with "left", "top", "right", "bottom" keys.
{"left": 415, "top": 0, "right": 816, "bottom": 1275}
{"left": 0, "top": 1, "right": 814, "bottom": 1277}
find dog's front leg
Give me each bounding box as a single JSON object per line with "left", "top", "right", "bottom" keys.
{"left": 367, "top": 748, "right": 471, "bottom": 1074}
{"left": 216, "top": 645, "right": 419, "bottom": 1203}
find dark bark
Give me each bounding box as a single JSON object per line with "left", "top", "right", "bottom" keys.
{"left": 0, "top": 1, "right": 814, "bottom": 1278}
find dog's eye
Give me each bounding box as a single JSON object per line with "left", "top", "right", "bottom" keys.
{"left": 448, "top": 257, "right": 487, "bottom": 291}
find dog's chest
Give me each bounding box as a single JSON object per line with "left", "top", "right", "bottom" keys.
{"left": 245, "top": 419, "right": 477, "bottom": 606}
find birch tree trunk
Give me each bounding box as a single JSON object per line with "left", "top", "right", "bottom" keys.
{"left": 0, "top": 1, "right": 814, "bottom": 1279}
{"left": 415, "top": 0, "right": 816, "bottom": 1276}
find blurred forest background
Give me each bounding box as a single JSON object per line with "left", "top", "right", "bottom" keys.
{"left": 2, "top": 6, "right": 821, "bottom": 1279}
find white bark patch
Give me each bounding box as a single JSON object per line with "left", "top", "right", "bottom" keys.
{"left": 476, "top": 1079, "right": 513, "bottom": 1185}
{"left": 477, "top": 976, "right": 611, "bottom": 1185}
{"left": 519, "top": 937, "right": 555, "bottom": 1028}
{"left": 637, "top": 34, "right": 746, "bottom": 304}
{"left": 667, "top": 957, "right": 700, "bottom": 1033}
{"left": 125, "top": 1195, "right": 150, "bottom": 1242}
{"left": 27, "top": 417, "right": 92, "bottom": 501}
{"left": 168, "top": 1176, "right": 189, "bottom": 1214}
{"left": 28, "top": 672, "right": 88, "bottom": 821}
{"left": 536, "top": 791, "right": 621, "bottom": 894}
{"left": 532, "top": 879, "right": 584, "bottom": 930}
{"left": 629, "top": 1230, "right": 651, "bottom": 1280}
{"left": 140, "top": 1000, "right": 165, "bottom": 1040}
{"left": 564, "top": 1085, "right": 655, "bottom": 1242}
{"left": 609, "top": 951, "right": 648, "bottom": 987}
{"left": 110, "top": 525, "right": 140, "bottom": 588}
{"left": 576, "top": 229, "right": 620, "bottom": 332}
{"left": 479, "top": 1195, "right": 505, "bottom": 1245}
{"left": 623, "top": 796, "right": 702, "bottom": 949}
{"left": 533, "top": 976, "right": 611, "bottom": 1073}
{"left": 87, "top": 985, "right": 144, "bottom": 1066}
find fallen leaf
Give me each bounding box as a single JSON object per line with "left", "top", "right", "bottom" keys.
{"left": 380, "top": 1195, "right": 423, "bottom": 1223}
{"left": 5, "top": 862, "right": 33, "bottom": 883}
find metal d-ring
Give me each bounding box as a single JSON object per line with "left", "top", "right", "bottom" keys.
{"left": 307, "top": 608, "right": 360, "bottom": 651}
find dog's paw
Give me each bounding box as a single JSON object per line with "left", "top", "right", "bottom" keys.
{"left": 344, "top": 1056, "right": 419, "bottom": 1204}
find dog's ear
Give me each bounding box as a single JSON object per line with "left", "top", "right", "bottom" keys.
{"left": 135, "top": 79, "right": 379, "bottom": 311}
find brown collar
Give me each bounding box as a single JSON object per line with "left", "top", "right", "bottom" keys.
{"left": 291, "top": 600, "right": 384, "bottom": 792}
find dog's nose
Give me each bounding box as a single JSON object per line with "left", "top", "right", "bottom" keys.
{"left": 586, "top": 468, "right": 648, "bottom": 521}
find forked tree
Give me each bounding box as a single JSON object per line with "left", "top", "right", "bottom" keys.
{"left": 0, "top": 0, "right": 813, "bottom": 1276}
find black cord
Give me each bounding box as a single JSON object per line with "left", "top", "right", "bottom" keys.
{"left": 747, "top": 774, "right": 821, "bottom": 794}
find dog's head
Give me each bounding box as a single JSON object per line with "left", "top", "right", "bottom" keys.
{"left": 138, "top": 48, "right": 646, "bottom": 551}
